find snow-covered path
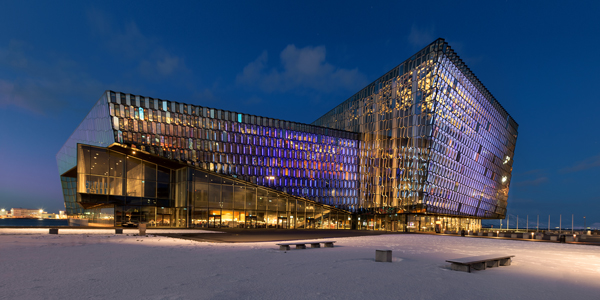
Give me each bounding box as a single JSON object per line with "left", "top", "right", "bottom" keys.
{"left": 1, "top": 232, "right": 598, "bottom": 299}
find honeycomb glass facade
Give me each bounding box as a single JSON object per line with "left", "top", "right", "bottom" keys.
{"left": 57, "top": 38, "right": 517, "bottom": 231}
{"left": 313, "top": 38, "right": 518, "bottom": 220}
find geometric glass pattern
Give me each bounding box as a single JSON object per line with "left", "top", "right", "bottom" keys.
{"left": 313, "top": 38, "right": 518, "bottom": 219}
{"left": 57, "top": 38, "right": 517, "bottom": 228}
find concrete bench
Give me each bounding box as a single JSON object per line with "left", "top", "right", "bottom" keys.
{"left": 446, "top": 254, "right": 514, "bottom": 273}
{"left": 276, "top": 241, "right": 336, "bottom": 250}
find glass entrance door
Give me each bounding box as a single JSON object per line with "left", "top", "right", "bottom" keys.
{"left": 157, "top": 213, "right": 171, "bottom": 227}
{"left": 208, "top": 215, "right": 221, "bottom": 228}
{"left": 245, "top": 216, "right": 257, "bottom": 229}
{"left": 306, "top": 218, "right": 315, "bottom": 229}
{"left": 277, "top": 217, "right": 287, "bottom": 229}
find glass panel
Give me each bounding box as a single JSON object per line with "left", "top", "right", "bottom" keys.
{"left": 233, "top": 185, "right": 245, "bottom": 210}
{"left": 208, "top": 183, "right": 221, "bottom": 208}
{"left": 141, "top": 206, "right": 155, "bottom": 226}
{"left": 194, "top": 181, "right": 208, "bottom": 210}
{"left": 90, "top": 148, "right": 109, "bottom": 176}
{"left": 221, "top": 210, "right": 233, "bottom": 228}
{"left": 109, "top": 151, "right": 125, "bottom": 177}
{"left": 157, "top": 182, "right": 169, "bottom": 199}
{"left": 109, "top": 177, "right": 124, "bottom": 196}
{"left": 246, "top": 187, "right": 256, "bottom": 212}
{"left": 144, "top": 180, "right": 156, "bottom": 198}
{"left": 221, "top": 185, "right": 233, "bottom": 209}
{"left": 257, "top": 188, "right": 267, "bottom": 211}
{"left": 143, "top": 162, "right": 156, "bottom": 181}
{"left": 78, "top": 145, "right": 90, "bottom": 175}
{"left": 127, "top": 157, "right": 143, "bottom": 179}
{"left": 127, "top": 179, "right": 142, "bottom": 197}
{"left": 157, "top": 166, "right": 170, "bottom": 183}
{"left": 192, "top": 209, "right": 208, "bottom": 228}
{"left": 266, "top": 211, "right": 276, "bottom": 228}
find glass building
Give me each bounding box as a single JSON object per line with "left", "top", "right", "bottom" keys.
{"left": 57, "top": 38, "right": 518, "bottom": 231}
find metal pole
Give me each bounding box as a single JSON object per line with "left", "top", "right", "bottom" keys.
{"left": 548, "top": 215, "right": 550, "bottom": 232}
{"left": 584, "top": 216, "right": 586, "bottom": 231}
{"left": 507, "top": 215, "right": 509, "bottom": 230}
{"left": 537, "top": 215, "right": 539, "bottom": 232}
{"left": 572, "top": 214, "right": 574, "bottom": 234}
{"left": 517, "top": 215, "right": 519, "bottom": 231}
{"left": 527, "top": 215, "right": 529, "bottom": 232}
{"left": 559, "top": 214, "right": 562, "bottom": 234}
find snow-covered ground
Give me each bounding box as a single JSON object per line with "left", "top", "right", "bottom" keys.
{"left": 1, "top": 232, "right": 599, "bottom": 300}
{"left": 0, "top": 228, "right": 219, "bottom": 235}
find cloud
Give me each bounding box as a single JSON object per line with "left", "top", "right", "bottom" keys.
{"left": 561, "top": 153, "right": 600, "bottom": 173}
{"left": 236, "top": 45, "right": 368, "bottom": 93}
{"left": 514, "top": 176, "right": 548, "bottom": 187}
{"left": 87, "top": 9, "right": 189, "bottom": 80}
{"left": 518, "top": 169, "right": 545, "bottom": 176}
{"left": 0, "top": 40, "right": 103, "bottom": 114}
{"left": 408, "top": 24, "right": 435, "bottom": 47}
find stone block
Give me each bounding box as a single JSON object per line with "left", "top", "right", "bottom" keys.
{"left": 451, "top": 264, "right": 470, "bottom": 272}
{"left": 138, "top": 224, "right": 146, "bottom": 236}
{"left": 499, "top": 258, "right": 511, "bottom": 266}
{"left": 376, "top": 250, "right": 392, "bottom": 262}
{"left": 486, "top": 260, "right": 499, "bottom": 268}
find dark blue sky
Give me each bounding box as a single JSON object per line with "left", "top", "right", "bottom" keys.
{"left": 1, "top": 1, "right": 598, "bottom": 228}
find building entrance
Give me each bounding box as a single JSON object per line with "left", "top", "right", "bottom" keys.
{"left": 208, "top": 215, "right": 221, "bottom": 228}
{"left": 245, "top": 216, "right": 257, "bottom": 228}
{"left": 306, "top": 218, "right": 316, "bottom": 229}
{"left": 277, "top": 217, "right": 287, "bottom": 229}
{"left": 157, "top": 213, "right": 171, "bottom": 227}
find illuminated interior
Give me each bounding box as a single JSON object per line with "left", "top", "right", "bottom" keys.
{"left": 57, "top": 38, "right": 517, "bottom": 231}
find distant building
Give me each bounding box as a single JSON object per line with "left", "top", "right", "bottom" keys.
{"left": 0, "top": 209, "right": 7, "bottom": 217}
{"left": 10, "top": 208, "right": 44, "bottom": 218}
{"left": 57, "top": 38, "right": 518, "bottom": 231}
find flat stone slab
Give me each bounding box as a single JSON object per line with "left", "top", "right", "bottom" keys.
{"left": 276, "top": 240, "right": 336, "bottom": 250}
{"left": 447, "top": 254, "right": 514, "bottom": 272}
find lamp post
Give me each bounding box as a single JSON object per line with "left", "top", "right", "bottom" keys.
{"left": 584, "top": 216, "right": 586, "bottom": 231}
{"left": 571, "top": 214, "right": 574, "bottom": 234}
{"left": 526, "top": 215, "right": 529, "bottom": 232}
{"left": 537, "top": 215, "right": 539, "bottom": 232}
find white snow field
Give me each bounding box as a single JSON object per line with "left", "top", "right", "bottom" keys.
{"left": 1, "top": 231, "right": 599, "bottom": 300}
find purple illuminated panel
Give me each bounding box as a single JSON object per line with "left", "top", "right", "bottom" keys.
{"left": 106, "top": 91, "right": 361, "bottom": 212}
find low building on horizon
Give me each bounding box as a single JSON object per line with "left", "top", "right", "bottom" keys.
{"left": 10, "top": 208, "right": 44, "bottom": 219}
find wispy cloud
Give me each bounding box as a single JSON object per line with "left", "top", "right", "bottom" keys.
{"left": 87, "top": 9, "right": 189, "bottom": 80}
{"left": 236, "top": 45, "right": 368, "bottom": 94}
{"left": 408, "top": 24, "right": 435, "bottom": 48}
{"left": 514, "top": 176, "right": 548, "bottom": 187}
{"left": 560, "top": 153, "right": 600, "bottom": 173}
{"left": 518, "top": 169, "right": 545, "bottom": 176}
{"left": 0, "top": 40, "right": 103, "bottom": 115}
